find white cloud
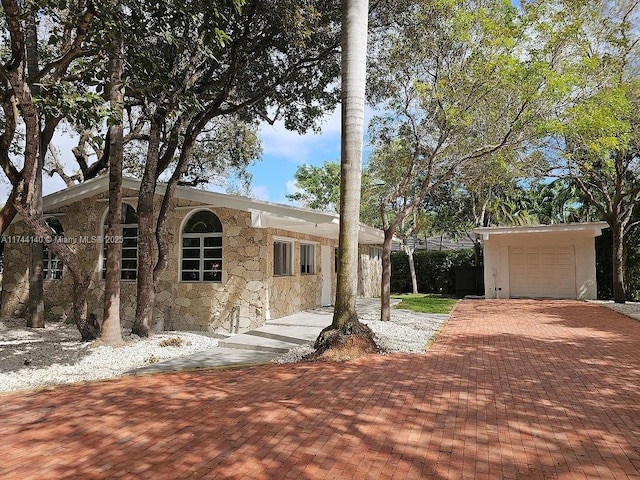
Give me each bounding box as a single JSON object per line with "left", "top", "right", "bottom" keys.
{"left": 259, "top": 108, "right": 341, "bottom": 165}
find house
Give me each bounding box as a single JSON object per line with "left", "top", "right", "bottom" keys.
{"left": 474, "top": 222, "right": 608, "bottom": 300}
{"left": 0, "top": 176, "right": 385, "bottom": 333}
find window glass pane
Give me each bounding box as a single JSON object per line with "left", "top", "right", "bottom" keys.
{"left": 204, "top": 259, "right": 222, "bottom": 271}
{"left": 122, "top": 260, "right": 137, "bottom": 270}
{"left": 122, "top": 237, "right": 137, "bottom": 248}
{"left": 121, "top": 270, "right": 137, "bottom": 280}
{"left": 182, "top": 237, "right": 200, "bottom": 248}
{"left": 184, "top": 211, "right": 222, "bottom": 233}
{"left": 203, "top": 270, "right": 222, "bottom": 282}
{"left": 182, "top": 260, "right": 200, "bottom": 271}
{"left": 274, "top": 241, "right": 292, "bottom": 275}
{"left": 204, "top": 248, "right": 222, "bottom": 259}
{"left": 182, "top": 248, "right": 201, "bottom": 259}
{"left": 122, "top": 248, "right": 137, "bottom": 259}
{"left": 122, "top": 227, "right": 137, "bottom": 237}
{"left": 204, "top": 236, "right": 222, "bottom": 247}
{"left": 121, "top": 204, "right": 139, "bottom": 224}
{"left": 46, "top": 217, "right": 64, "bottom": 236}
{"left": 182, "top": 271, "right": 199, "bottom": 281}
{"left": 301, "top": 244, "right": 315, "bottom": 274}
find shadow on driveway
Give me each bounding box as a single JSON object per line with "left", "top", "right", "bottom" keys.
{"left": 0, "top": 299, "right": 638, "bottom": 479}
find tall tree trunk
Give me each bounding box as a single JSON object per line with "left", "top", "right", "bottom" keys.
{"left": 26, "top": 158, "right": 44, "bottom": 328}
{"left": 405, "top": 242, "right": 418, "bottom": 295}
{"left": 611, "top": 219, "right": 626, "bottom": 303}
{"left": 133, "top": 113, "right": 162, "bottom": 337}
{"left": 331, "top": 0, "right": 369, "bottom": 329}
{"left": 25, "top": 7, "right": 44, "bottom": 328}
{"left": 380, "top": 228, "right": 394, "bottom": 321}
{"left": 99, "top": 25, "right": 125, "bottom": 346}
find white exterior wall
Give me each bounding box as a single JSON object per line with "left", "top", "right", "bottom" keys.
{"left": 482, "top": 231, "right": 598, "bottom": 300}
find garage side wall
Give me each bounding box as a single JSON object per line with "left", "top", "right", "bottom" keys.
{"left": 483, "top": 231, "right": 597, "bottom": 300}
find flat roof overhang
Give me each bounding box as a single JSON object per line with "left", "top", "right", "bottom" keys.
{"left": 473, "top": 222, "right": 610, "bottom": 241}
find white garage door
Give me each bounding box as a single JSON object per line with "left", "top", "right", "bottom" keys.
{"left": 508, "top": 246, "right": 577, "bottom": 299}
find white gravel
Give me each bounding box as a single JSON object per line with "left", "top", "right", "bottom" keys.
{"left": 274, "top": 308, "right": 448, "bottom": 364}
{"left": 6, "top": 301, "right": 635, "bottom": 394}
{"left": 593, "top": 300, "right": 640, "bottom": 321}
{"left": 1, "top": 307, "right": 449, "bottom": 392}
{"left": 0, "top": 317, "right": 221, "bottom": 393}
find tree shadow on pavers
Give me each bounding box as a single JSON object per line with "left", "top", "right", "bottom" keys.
{"left": 1, "top": 323, "right": 640, "bottom": 479}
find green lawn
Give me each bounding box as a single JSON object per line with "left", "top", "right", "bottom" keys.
{"left": 390, "top": 294, "right": 458, "bottom": 314}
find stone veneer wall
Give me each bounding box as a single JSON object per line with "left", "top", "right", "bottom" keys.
{"left": 1, "top": 192, "right": 357, "bottom": 333}
{"left": 265, "top": 229, "right": 335, "bottom": 320}
{"left": 358, "top": 245, "right": 383, "bottom": 298}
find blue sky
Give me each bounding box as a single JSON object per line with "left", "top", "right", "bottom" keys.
{"left": 252, "top": 105, "right": 378, "bottom": 205}
{"left": 252, "top": 107, "right": 341, "bottom": 204}
{"left": 0, "top": 107, "right": 350, "bottom": 205}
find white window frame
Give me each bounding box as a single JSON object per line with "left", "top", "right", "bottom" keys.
{"left": 274, "top": 239, "right": 294, "bottom": 276}
{"left": 43, "top": 217, "right": 64, "bottom": 280}
{"left": 180, "top": 210, "right": 223, "bottom": 283}
{"left": 43, "top": 246, "right": 64, "bottom": 280}
{"left": 300, "top": 243, "right": 316, "bottom": 275}
{"left": 369, "top": 246, "right": 383, "bottom": 260}
{"left": 101, "top": 204, "right": 138, "bottom": 281}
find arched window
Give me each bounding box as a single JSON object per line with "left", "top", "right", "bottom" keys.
{"left": 43, "top": 217, "right": 64, "bottom": 280}
{"left": 181, "top": 210, "right": 222, "bottom": 282}
{"left": 102, "top": 203, "right": 138, "bottom": 280}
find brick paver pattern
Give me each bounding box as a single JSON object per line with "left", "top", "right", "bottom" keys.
{"left": 1, "top": 300, "right": 639, "bottom": 479}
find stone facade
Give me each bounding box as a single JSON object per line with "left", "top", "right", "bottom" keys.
{"left": 1, "top": 189, "right": 382, "bottom": 333}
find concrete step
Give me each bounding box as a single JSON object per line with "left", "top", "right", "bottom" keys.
{"left": 218, "top": 334, "right": 296, "bottom": 353}
{"left": 245, "top": 325, "right": 320, "bottom": 345}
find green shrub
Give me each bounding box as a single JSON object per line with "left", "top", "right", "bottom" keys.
{"left": 390, "top": 249, "right": 477, "bottom": 294}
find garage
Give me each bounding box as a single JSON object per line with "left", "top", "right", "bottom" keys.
{"left": 474, "top": 222, "right": 608, "bottom": 300}
{"left": 508, "top": 245, "right": 576, "bottom": 298}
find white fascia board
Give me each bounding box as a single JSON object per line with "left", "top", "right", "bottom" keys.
{"left": 43, "top": 175, "right": 109, "bottom": 212}
{"left": 473, "top": 222, "right": 609, "bottom": 241}
{"left": 41, "top": 175, "right": 385, "bottom": 243}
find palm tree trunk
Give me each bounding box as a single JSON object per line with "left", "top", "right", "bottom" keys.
{"left": 99, "top": 23, "right": 125, "bottom": 346}
{"left": 331, "top": 0, "right": 369, "bottom": 329}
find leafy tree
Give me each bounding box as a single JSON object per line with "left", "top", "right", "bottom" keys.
{"left": 367, "top": 0, "right": 558, "bottom": 321}
{"left": 0, "top": 0, "right": 106, "bottom": 339}
{"left": 124, "top": 0, "right": 344, "bottom": 336}
{"left": 286, "top": 160, "right": 341, "bottom": 212}
{"left": 541, "top": 0, "right": 640, "bottom": 303}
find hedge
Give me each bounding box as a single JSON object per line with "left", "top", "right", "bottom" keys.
{"left": 390, "top": 249, "right": 477, "bottom": 294}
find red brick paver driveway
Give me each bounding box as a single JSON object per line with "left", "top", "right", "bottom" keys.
{"left": 1, "top": 300, "right": 639, "bottom": 479}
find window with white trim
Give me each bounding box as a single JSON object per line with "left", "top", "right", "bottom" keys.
{"left": 274, "top": 240, "right": 293, "bottom": 276}
{"left": 300, "top": 243, "right": 316, "bottom": 274}
{"left": 43, "top": 217, "right": 64, "bottom": 280}
{"left": 369, "top": 247, "right": 383, "bottom": 260}
{"left": 102, "top": 203, "right": 138, "bottom": 280}
{"left": 181, "top": 210, "right": 223, "bottom": 282}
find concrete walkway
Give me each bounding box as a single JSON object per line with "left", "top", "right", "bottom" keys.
{"left": 131, "top": 299, "right": 387, "bottom": 375}
{"left": 1, "top": 299, "right": 639, "bottom": 479}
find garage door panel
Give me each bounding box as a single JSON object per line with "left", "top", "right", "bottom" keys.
{"left": 508, "top": 246, "right": 576, "bottom": 299}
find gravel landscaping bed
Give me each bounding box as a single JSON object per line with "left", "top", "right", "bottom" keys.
{"left": 1, "top": 307, "right": 449, "bottom": 392}
{"left": 5, "top": 300, "right": 635, "bottom": 394}
{"left": 0, "top": 317, "right": 221, "bottom": 392}
{"left": 593, "top": 300, "right": 640, "bottom": 321}
{"left": 274, "top": 308, "right": 449, "bottom": 364}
